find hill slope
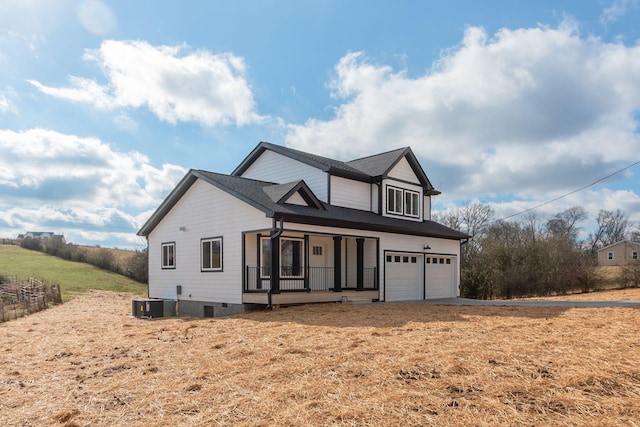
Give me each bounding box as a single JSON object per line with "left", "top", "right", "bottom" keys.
{"left": 0, "top": 245, "right": 146, "bottom": 301}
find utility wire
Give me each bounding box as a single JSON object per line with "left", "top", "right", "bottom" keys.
{"left": 496, "top": 159, "right": 640, "bottom": 222}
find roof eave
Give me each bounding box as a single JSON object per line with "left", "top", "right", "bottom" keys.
{"left": 278, "top": 213, "right": 469, "bottom": 240}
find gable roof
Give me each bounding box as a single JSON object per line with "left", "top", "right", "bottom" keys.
{"left": 232, "top": 142, "right": 368, "bottom": 180}
{"left": 347, "top": 147, "right": 439, "bottom": 195}
{"left": 597, "top": 239, "right": 640, "bottom": 252}
{"left": 263, "top": 180, "right": 325, "bottom": 209}
{"left": 137, "top": 169, "right": 467, "bottom": 240}
{"left": 231, "top": 141, "right": 439, "bottom": 194}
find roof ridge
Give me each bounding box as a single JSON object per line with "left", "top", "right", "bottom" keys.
{"left": 196, "top": 169, "right": 276, "bottom": 185}
{"left": 346, "top": 146, "right": 408, "bottom": 163}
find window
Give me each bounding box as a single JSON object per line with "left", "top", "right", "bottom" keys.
{"left": 386, "top": 185, "right": 421, "bottom": 218}
{"left": 633, "top": 251, "right": 638, "bottom": 260}
{"left": 201, "top": 237, "right": 222, "bottom": 271}
{"left": 281, "top": 238, "right": 303, "bottom": 277}
{"left": 411, "top": 257, "right": 417, "bottom": 263}
{"left": 405, "top": 190, "right": 420, "bottom": 217}
{"left": 387, "top": 187, "right": 403, "bottom": 215}
{"left": 161, "top": 242, "right": 175, "bottom": 269}
{"left": 312, "top": 245, "right": 323, "bottom": 256}
{"left": 260, "top": 237, "right": 304, "bottom": 277}
{"left": 608, "top": 252, "right": 614, "bottom": 260}
{"left": 260, "top": 238, "right": 271, "bottom": 277}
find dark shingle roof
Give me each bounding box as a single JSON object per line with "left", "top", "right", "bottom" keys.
{"left": 346, "top": 147, "right": 408, "bottom": 177}
{"left": 138, "top": 169, "right": 466, "bottom": 240}
{"left": 232, "top": 141, "right": 438, "bottom": 193}
{"left": 232, "top": 142, "right": 367, "bottom": 179}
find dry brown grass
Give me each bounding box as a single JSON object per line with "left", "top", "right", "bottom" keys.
{"left": 1, "top": 291, "right": 640, "bottom": 426}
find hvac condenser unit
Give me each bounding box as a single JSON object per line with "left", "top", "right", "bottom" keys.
{"left": 132, "top": 299, "right": 164, "bottom": 318}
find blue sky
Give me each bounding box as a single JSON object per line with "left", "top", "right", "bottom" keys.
{"left": 1, "top": 0, "right": 639, "bottom": 249}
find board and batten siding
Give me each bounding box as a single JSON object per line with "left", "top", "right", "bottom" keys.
{"left": 330, "top": 175, "right": 371, "bottom": 211}
{"left": 147, "top": 179, "right": 272, "bottom": 304}
{"left": 387, "top": 157, "right": 420, "bottom": 184}
{"left": 423, "top": 195, "right": 431, "bottom": 220}
{"left": 239, "top": 150, "right": 329, "bottom": 202}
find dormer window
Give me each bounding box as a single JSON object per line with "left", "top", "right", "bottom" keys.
{"left": 386, "top": 185, "right": 421, "bottom": 219}
{"left": 405, "top": 190, "right": 420, "bottom": 217}
{"left": 387, "top": 187, "right": 403, "bottom": 215}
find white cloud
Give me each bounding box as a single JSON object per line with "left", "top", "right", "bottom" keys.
{"left": 0, "top": 90, "right": 12, "bottom": 113}
{"left": 285, "top": 22, "right": 640, "bottom": 211}
{"left": 29, "top": 40, "right": 265, "bottom": 127}
{"left": 113, "top": 114, "right": 138, "bottom": 131}
{"left": 0, "top": 128, "right": 186, "bottom": 244}
{"left": 77, "top": 0, "right": 118, "bottom": 36}
{"left": 600, "top": 0, "right": 637, "bottom": 24}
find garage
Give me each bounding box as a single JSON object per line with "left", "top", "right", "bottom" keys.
{"left": 385, "top": 252, "right": 423, "bottom": 301}
{"left": 425, "top": 255, "right": 457, "bottom": 299}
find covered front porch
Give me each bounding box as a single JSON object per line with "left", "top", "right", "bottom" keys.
{"left": 242, "top": 229, "right": 380, "bottom": 305}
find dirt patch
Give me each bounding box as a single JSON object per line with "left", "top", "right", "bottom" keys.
{"left": 1, "top": 290, "right": 639, "bottom": 426}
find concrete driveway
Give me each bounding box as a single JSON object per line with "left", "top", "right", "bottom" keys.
{"left": 391, "top": 297, "right": 640, "bottom": 308}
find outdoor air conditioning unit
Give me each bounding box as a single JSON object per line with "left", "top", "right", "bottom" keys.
{"left": 132, "top": 299, "right": 164, "bottom": 318}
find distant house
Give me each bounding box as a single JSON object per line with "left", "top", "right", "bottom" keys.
{"left": 138, "top": 141, "right": 469, "bottom": 317}
{"left": 17, "top": 232, "right": 65, "bottom": 243}
{"left": 597, "top": 240, "right": 640, "bottom": 266}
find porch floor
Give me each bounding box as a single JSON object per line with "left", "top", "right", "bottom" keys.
{"left": 243, "top": 290, "right": 379, "bottom": 305}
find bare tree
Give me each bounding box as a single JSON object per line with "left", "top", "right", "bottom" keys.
{"left": 434, "top": 201, "right": 494, "bottom": 268}
{"left": 546, "top": 206, "right": 587, "bottom": 244}
{"left": 589, "top": 209, "right": 629, "bottom": 253}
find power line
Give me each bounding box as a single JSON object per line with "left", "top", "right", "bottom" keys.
{"left": 496, "top": 159, "right": 640, "bottom": 222}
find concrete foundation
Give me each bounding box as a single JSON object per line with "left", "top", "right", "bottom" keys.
{"left": 160, "top": 299, "right": 249, "bottom": 318}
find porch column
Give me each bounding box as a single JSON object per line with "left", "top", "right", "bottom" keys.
{"left": 304, "top": 234, "right": 310, "bottom": 291}
{"left": 270, "top": 232, "right": 280, "bottom": 294}
{"left": 356, "top": 238, "right": 364, "bottom": 291}
{"left": 333, "top": 236, "right": 342, "bottom": 292}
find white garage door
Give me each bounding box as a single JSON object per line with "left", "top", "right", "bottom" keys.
{"left": 425, "top": 256, "right": 456, "bottom": 299}
{"left": 385, "top": 253, "right": 423, "bottom": 301}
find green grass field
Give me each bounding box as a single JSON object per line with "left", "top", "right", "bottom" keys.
{"left": 0, "top": 245, "right": 147, "bottom": 301}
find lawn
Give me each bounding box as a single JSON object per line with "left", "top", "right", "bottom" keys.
{"left": 0, "top": 245, "right": 147, "bottom": 301}
{"left": 0, "top": 290, "right": 638, "bottom": 426}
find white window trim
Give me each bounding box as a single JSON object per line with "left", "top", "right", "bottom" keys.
{"left": 387, "top": 186, "right": 403, "bottom": 215}
{"left": 386, "top": 185, "right": 422, "bottom": 219}
{"left": 405, "top": 189, "right": 421, "bottom": 218}
{"left": 201, "top": 237, "right": 223, "bottom": 272}
{"left": 608, "top": 252, "right": 614, "bottom": 260}
{"left": 161, "top": 242, "right": 175, "bottom": 269}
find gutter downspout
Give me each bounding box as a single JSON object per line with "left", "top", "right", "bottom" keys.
{"left": 268, "top": 216, "right": 284, "bottom": 308}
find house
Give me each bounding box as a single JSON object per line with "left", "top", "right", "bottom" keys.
{"left": 597, "top": 240, "right": 640, "bottom": 266}
{"left": 137, "top": 142, "right": 469, "bottom": 317}
{"left": 17, "top": 232, "right": 66, "bottom": 243}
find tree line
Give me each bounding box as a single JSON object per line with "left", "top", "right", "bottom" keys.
{"left": 434, "top": 204, "right": 639, "bottom": 299}
{"left": 19, "top": 237, "right": 148, "bottom": 284}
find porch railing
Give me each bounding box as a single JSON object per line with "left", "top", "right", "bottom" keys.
{"left": 245, "top": 266, "right": 378, "bottom": 292}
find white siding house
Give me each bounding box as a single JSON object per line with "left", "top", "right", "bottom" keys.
{"left": 138, "top": 142, "right": 468, "bottom": 317}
